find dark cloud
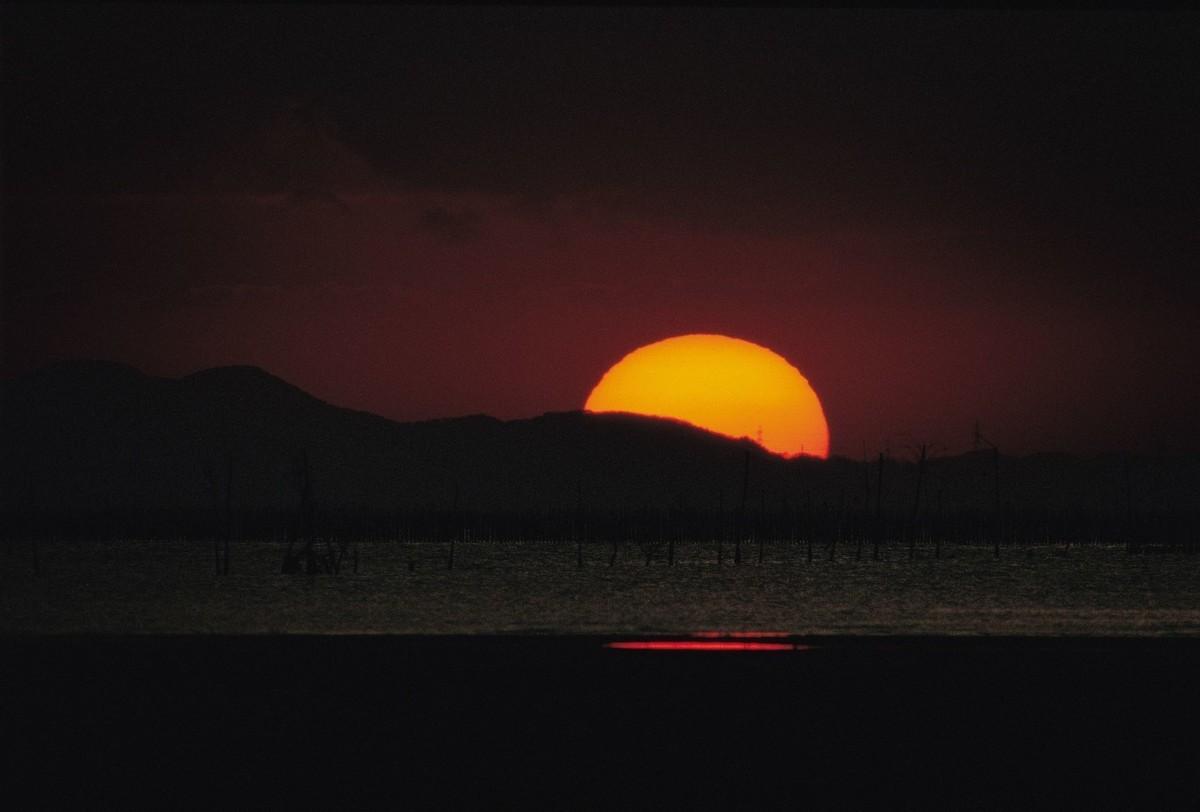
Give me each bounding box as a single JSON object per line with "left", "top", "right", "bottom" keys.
{"left": 3, "top": 7, "right": 1198, "bottom": 455}
{"left": 417, "top": 207, "right": 484, "bottom": 243}
{"left": 195, "top": 104, "right": 383, "bottom": 197}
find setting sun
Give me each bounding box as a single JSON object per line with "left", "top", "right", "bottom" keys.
{"left": 584, "top": 334, "right": 829, "bottom": 458}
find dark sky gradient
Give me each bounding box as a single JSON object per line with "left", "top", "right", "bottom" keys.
{"left": 4, "top": 7, "right": 1198, "bottom": 456}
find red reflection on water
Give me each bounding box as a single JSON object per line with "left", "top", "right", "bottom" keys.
{"left": 605, "top": 641, "right": 803, "bottom": 652}
{"left": 691, "top": 630, "right": 791, "bottom": 639}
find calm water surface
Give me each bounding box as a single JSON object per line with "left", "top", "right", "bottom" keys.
{"left": 3, "top": 539, "right": 1199, "bottom": 635}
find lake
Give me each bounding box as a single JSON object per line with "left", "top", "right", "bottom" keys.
{"left": 4, "top": 538, "right": 1199, "bottom": 635}
{"left": 6, "top": 538, "right": 1200, "bottom": 809}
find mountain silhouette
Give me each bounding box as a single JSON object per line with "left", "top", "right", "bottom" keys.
{"left": 2, "top": 361, "right": 785, "bottom": 513}
{"left": 3, "top": 361, "right": 1199, "bottom": 524}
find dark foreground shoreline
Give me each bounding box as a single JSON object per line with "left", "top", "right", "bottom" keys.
{"left": 5, "top": 635, "right": 1199, "bottom": 810}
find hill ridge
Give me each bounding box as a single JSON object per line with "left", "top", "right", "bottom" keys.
{"left": 3, "top": 361, "right": 1198, "bottom": 518}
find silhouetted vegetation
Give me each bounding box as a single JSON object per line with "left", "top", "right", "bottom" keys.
{"left": 3, "top": 361, "right": 1199, "bottom": 574}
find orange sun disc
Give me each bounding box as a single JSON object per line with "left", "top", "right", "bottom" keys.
{"left": 584, "top": 334, "right": 829, "bottom": 458}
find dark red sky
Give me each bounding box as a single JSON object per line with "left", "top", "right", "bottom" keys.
{"left": 4, "top": 7, "right": 1198, "bottom": 456}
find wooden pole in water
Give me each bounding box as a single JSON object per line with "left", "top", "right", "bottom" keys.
{"left": 909, "top": 444, "right": 926, "bottom": 560}
{"left": 25, "top": 474, "right": 41, "bottom": 577}
{"left": 668, "top": 500, "right": 676, "bottom": 567}
{"left": 736, "top": 450, "right": 749, "bottom": 566}
{"left": 575, "top": 479, "right": 584, "bottom": 569}
{"left": 935, "top": 488, "right": 943, "bottom": 559}
{"left": 874, "top": 452, "right": 885, "bottom": 561}
{"left": 757, "top": 488, "right": 765, "bottom": 565}
{"left": 993, "top": 447, "right": 1001, "bottom": 559}
{"left": 326, "top": 534, "right": 339, "bottom": 574}
{"left": 223, "top": 452, "right": 233, "bottom": 575}
{"left": 1123, "top": 454, "right": 1135, "bottom": 554}
{"left": 832, "top": 489, "right": 844, "bottom": 562}
{"left": 204, "top": 460, "right": 221, "bottom": 574}
{"left": 448, "top": 485, "right": 458, "bottom": 571}
{"left": 650, "top": 512, "right": 657, "bottom": 566}
{"left": 858, "top": 446, "right": 869, "bottom": 561}
{"left": 782, "top": 497, "right": 792, "bottom": 564}
{"left": 803, "top": 500, "right": 813, "bottom": 563}
{"left": 717, "top": 489, "right": 725, "bottom": 567}
{"left": 301, "top": 450, "right": 317, "bottom": 574}
{"left": 291, "top": 452, "right": 305, "bottom": 572}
